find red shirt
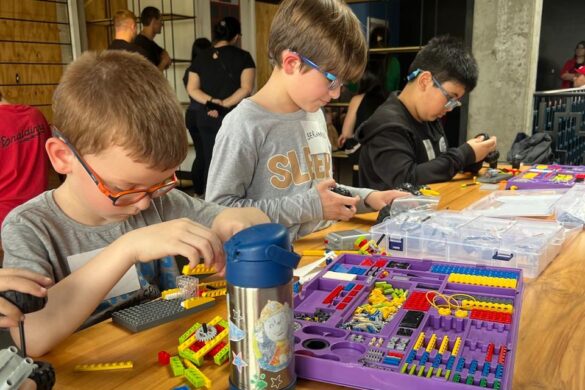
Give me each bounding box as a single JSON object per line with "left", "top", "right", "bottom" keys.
{"left": 0, "top": 104, "right": 51, "bottom": 228}
{"left": 560, "top": 58, "right": 585, "bottom": 88}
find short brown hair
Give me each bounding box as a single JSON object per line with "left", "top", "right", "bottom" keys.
{"left": 52, "top": 50, "right": 187, "bottom": 170}
{"left": 113, "top": 9, "right": 136, "bottom": 30}
{"left": 268, "top": 0, "right": 367, "bottom": 83}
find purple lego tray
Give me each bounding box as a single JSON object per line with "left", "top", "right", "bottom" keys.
{"left": 505, "top": 164, "right": 585, "bottom": 190}
{"left": 294, "top": 254, "right": 523, "bottom": 390}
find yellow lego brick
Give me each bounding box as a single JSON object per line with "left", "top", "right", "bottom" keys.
{"left": 400, "top": 363, "right": 409, "bottom": 373}
{"left": 183, "top": 358, "right": 196, "bottom": 369}
{"left": 439, "top": 336, "right": 449, "bottom": 354}
{"left": 190, "top": 328, "right": 229, "bottom": 363}
{"left": 426, "top": 334, "right": 437, "bottom": 352}
{"left": 74, "top": 361, "right": 133, "bottom": 372}
{"left": 169, "top": 356, "right": 184, "bottom": 377}
{"left": 181, "top": 264, "right": 217, "bottom": 276}
{"left": 417, "top": 366, "right": 425, "bottom": 376}
{"left": 408, "top": 364, "right": 416, "bottom": 375}
{"left": 201, "top": 288, "right": 227, "bottom": 298}
{"left": 181, "top": 296, "right": 216, "bottom": 310}
{"left": 448, "top": 273, "right": 516, "bottom": 289}
{"left": 200, "top": 280, "right": 227, "bottom": 289}
{"left": 436, "top": 367, "right": 442, "bottom": 377}
{"left": 452, "top": 337, "right": 462, "bottom": 356}
{"left": 426, "top": 367, "right": 434, "bottom": 378}
{"left": 413, "top": 332, "right": 425, "bottom": 350}
{"left": 161, "top": 288, "right": 182, "bottom": 299}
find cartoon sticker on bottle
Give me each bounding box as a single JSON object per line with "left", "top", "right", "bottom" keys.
{"left": 253, "top": 300, "right": 293, "bottom": 372}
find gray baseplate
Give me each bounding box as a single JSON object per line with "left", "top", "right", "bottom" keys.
{"left": 112, "top": 298, "right": 216, "bottom": 333}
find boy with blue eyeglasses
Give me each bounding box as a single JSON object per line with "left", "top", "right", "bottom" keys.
{"left": 1, "top": 50, "right": 269, "bottom": 356}
{"left": 357, "top": 35, "right": 497, "bottom": 190}
{"left": 206, "top": 0, "right": 407, "bottom": 241}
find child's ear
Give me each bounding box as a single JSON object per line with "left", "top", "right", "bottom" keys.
{"left": 417, "top": 71, "right": 433, "bottom": 92}
{"left": 281, "top": 51, "right": 301, "bottom": 76}
{"left": 46, "top": 137, "right": 74, "bottom": 174}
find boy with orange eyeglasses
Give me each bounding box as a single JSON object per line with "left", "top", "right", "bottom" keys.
{"left": 1, "top": 50, "right": 269, "bottom": 356}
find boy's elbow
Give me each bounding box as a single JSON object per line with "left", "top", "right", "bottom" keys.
{"left": 10, "top": 323, "right": 57, "bottom": 357}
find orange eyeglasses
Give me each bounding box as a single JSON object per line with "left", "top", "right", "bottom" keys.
{"left": 52, "top": 126, "right": 177, "bottom": 206}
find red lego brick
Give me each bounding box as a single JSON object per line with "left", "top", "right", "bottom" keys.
{"left": 387, "top": 352, "right": 404, "bottom": 358}
{"left": 403, "top": 291, "right": 434, "bottom": 312}
{"left": 348, "top": 290, "right": 358, "bottom": 297}
{"left": 360, "top": 258, "right": 375, "bottom": 266}
{"left": 485, "top": 343, "right": 495, "bottom": 362}
{"left": 336, "top": 302, "right": 347, "bottom": 310}
{"left": 215, "top": 324, "right": 225, "bottom": 333}
{"left": 470, "top": 309, "right": 512, "bottom": 324}
{"left": 323, "top": 285, "right": 344, "bottom": 304}
{"left": 342, "top": 296, "right": 352, "bottom": 303}
{"left": 190, "top": 340, "right": 206, "bottom": 352}
{"left": 498, "top": 345, "right": 507, "bottom": 364}
{"left": 375, "top": 260, "right": 387, "bottom": 268}
{"left": 208, "top": 341, "right": 227, "bottom": 358}
{"left": 158, "top": 351, "right": 171, "bottom": 366}
{"left": 354, "top": 285, "right": 364, "bottom": 291}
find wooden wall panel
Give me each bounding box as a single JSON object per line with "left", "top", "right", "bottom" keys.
{"left": 0, "top": 0, "right": 59, "bottom": 21}
{"left": 0, "top": 42, "right": 65, "bottom": 63}
{"left": 0, "top": 64, "right": 65, "bottom": 86}
{"left": 0, "top": 20, "right": 63, "bottom": 43}
{"left": 85, "top": 0, "right": 126, "bottom": 51}
{"left": 1, "top": 85, "right": 56, "bottom": 106}
{"left": 255, "top": 1, "right": 279, "bottom": 89}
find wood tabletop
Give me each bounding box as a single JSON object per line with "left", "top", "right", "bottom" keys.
{"left": 42, "top": 177, "right": 585, "bottom": 390}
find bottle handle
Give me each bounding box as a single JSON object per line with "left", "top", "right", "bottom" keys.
{"left": 266, "top": 245, "right": 301, "bottom": 270}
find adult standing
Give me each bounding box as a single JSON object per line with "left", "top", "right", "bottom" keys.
{"left": 186, "top": 17, "right": 255, "bottom": 196}
{"left": 560, "top": 41, "right": 585, "bottom": 89}
{"left": 107, "top": 9, "right": 148, "bottom": 58}
{"left": 134, "top": 6, "right": 172, "bottom": 71}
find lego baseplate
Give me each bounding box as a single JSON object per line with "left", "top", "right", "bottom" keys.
{"left": 294, "top": 254, "right": 523, "bottom": 390}
{"left": 112, "top": 298, "right": 216, "bottom": 333}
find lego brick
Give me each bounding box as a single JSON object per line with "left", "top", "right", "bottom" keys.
{"left": 112, "top": 297, "right": 216, "bottom": 333}
{"left": 158, "top": 351, "right": 171, "bottom": 366}
{"left": 184, "top": 367, "right": 211, "bottom": 389}
{"left": 322, "top": 271, "right": 357, "bottom": 281}
{"left": 200, "top": 288, "right": 227, "bottom": 298}
{"left": 74, "top": 361, "right": 133, "bottom": 372}
{"left": 182, "top": 296, "right": 216, "bottom": 310}
{"left": 181, "top": 264, "right": 217, "bottom": 276}
{"left": 213, "top": 344, "right": 230, "bottom": 365}
{"left": 0, "top": 346, "right": 36, "bottom": 389}
{"left": 402, "top": 291, "right": 434, "bottom": 312}
{"left": 169, "top": 356, "right": 184, "bottom": 377}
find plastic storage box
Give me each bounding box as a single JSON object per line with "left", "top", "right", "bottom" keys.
{"left": 505, "top": 164, "right": 585, "bottom": 190}
{"left": 370, "top": 211, "right": 570, "bottom": 278}
{"left": 554, "top": 184, "right": 585, "bottom": 227}
{"left": 463, "top": 189, "right": 566, "bottom": 217}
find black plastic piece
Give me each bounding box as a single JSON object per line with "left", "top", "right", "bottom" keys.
{"left": 397, "top": 328, "right": 413, "bottom": 336}
{"left": 0, "top": 292, "right": 47, "bottom": 314}
{"left": 29, "top": 361, "right": 56, "bottom": 390}
{"left": 330, "top": 186, "right": 352, "bottom": 197}
{"left": 399, "top": 311, "right": 424, "bottom": 329}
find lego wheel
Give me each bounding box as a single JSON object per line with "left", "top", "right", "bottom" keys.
{"left": 30, "top": 361, "right": 56, "bottom": 390}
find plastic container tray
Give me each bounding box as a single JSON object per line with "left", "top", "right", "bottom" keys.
{"left": 505, "top": 164, "right": 585, "bottom": 190}
{"left": 463, "top": 189, "right": 566, "bottom": 217}
{"left": 554, "top": 184, "right": 585, "bottom": 227}
{"left": 370, "top": 211, "right": 571, "bottom": 278}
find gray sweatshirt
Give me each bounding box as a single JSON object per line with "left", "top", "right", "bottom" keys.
{"left": 206, "top": 98, "right": 374, "bottom": 240}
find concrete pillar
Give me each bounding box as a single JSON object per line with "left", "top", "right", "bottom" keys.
{"left": 468, "top": 0, "right": 543, "bottom": 158}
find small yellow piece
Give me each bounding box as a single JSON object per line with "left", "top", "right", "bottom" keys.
{"left": 438, "top": 307, "right": 451, "bottom": 316}
{"left": 452, "top": 337, "right": 462, "bottom": 356}
{"left": 439, "top": 336, "right": 449, "bottom": 354}
{"left": 181, "top": 264, "right": 217, "bottom": 276}
{"left": 181, "top": 296, "right": 215, "bottom": 310}
{"left": 161, "top": 288, "right": 181, "bottom": 299}
{"left": 417, "top": 366, "right": 425, "bottom": 376}
{"left": 414, "top": 332, "right": 425, "bottom": 350}
{"left": 74, "top": 361, "right": 133, "bottom": 372}
{"left": 426, "top": 334, "right": 437, "bottom": 352}
{"left": 408, "top": 364, "right": 417, "bottom": 375}
{"left": 201, "top": 288, "right": 227, "bottom": 298}
{"left": 454, "top": 309, "right": 468, "bottom": 318}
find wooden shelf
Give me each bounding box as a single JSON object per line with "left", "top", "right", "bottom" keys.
{"left": 369, "top": 46, "right": 422, "bottom": 54}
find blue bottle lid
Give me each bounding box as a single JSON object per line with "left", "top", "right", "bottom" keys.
{"left": 225, "top": 223, "right": 301, "bottom": 288}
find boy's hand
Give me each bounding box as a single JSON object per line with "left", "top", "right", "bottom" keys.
{"left": 0, "top": 269, "right": 52, "bottom": 328}
{"left": 211, "top": 207, "right": 270, "bottom": 276}
{"left": 124, "top": 218, "right": 224, "bottom": 271}
{"left": 317, "top": 179, "right": 358, "bottom": 221}
{"left": 212, "top": 207, "right": 271, "bottom": 242}
{"left": 364, "top": 190, "right": 410, "bottom": 211}
{"left": 467, "top": 135, "right": 497, "bottom": 162}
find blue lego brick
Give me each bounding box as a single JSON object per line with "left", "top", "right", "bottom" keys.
{"left": 348, "top": 267, "right": 366, "bottom": 275}
{"left": 382, "top": 356, "right": 401, "bottom": 366}
{"left": 332, "top": 264, "right": 350, "bottom": 273}
{"left": 430, "top": 265, "right": 518, "bottom": 280}
{"left": 482, "top": 362, "right": 490, "bottom": 377}
{"left": 112, "top": 298, "right": 216, "bottom": 333}
{"left": 344, "top": 282, "right": 356, "bottom": 291}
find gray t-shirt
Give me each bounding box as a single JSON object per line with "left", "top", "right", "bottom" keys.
{"left": 206, "top": 99, "right": 374, "bottom": 240}
{"left": 1, "top": 189, "right": 224, "bottom": 327}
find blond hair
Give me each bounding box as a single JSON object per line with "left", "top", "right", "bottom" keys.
{"left": 52, "top": 50, "right": 187, "bottom": 170}
{"left": 268, "top": 0, "right": 367, "bottom": 83}
{"left": 113, "top": 9, "right": 136, "bottom": 30}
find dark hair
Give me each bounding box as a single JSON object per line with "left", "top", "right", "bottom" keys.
{"left": 575, "top": 41, "right": 585, "bottom": 56}
{"left": 213, "top": 17, "right": 241, "bottom": 42}
{"left": 140, "top": 6, "right": 161, "bottom": 27}
{"left": 409, "top": 35, "right": 478, "bottom": 92}
{"left": 191, "top": 37, "right": 212, "bottom": 63}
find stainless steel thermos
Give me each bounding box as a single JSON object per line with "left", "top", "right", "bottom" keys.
{"left": 225, "top": 223, "right": 301, "bottom": 390}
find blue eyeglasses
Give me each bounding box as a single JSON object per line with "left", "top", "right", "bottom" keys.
{"left": 294, "top": 52, "right": 342, "bottom": 90}
{"left": 407, "top": 68, "right": 462, "bottom": 110}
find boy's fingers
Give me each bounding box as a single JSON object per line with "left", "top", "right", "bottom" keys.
{"left": 0, "top": 299, "right": 24, "bottom": 325}
{"left": 187, "top": 225, "right": 224, "bottom": 258}
{"left": 0, "top": 317, "right": 20, "bottom": 329}
{"left": 0, "top": 269, "right": 53, "bottom": 287}
{"left": 0, "top": 276, "right": 49, "bottom": 297}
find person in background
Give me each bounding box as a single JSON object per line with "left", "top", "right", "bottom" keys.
{"left": 134, "top": 6, "right": 172, "bottom": 71}
{"left": 0, "top": 89, "right": 51, "bottom": 231}
{"left": 369, "top": 26, "right": 401, "bottom": 93}
{"left": 338, "top": 58, "right": 388, "bottom": 150}
{"left": 183, "top": 37, "right": 213, "bottom": 196}
{"left": 186, "top": 17, "right": 255, "bottom": 197}
{"left": 574, "top": 66, "right": 585, "bottom": 88}
{"left": 107, "top": 9, "right": 148, "bottom": 57}
{"left": 560, "top": 41, "right": 585, "bottom": 89}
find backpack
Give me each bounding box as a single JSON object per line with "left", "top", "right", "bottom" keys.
{"left": 506, "top": 132, "right": 554, "bottom": 164}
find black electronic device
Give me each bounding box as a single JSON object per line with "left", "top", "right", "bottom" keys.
{"left": 475, "top": 132, "right": 500, "bottom": 169}
{"left": 399, "top": 310, "right": 425, "bottom": 329}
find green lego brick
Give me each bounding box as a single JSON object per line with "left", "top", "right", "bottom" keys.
{"left": 179, "top": 322, "right": 202, "bottom": 344}
{"left": 213, "top": 344, "right": 230, "bottom": 365}
{"left": 169, "top": 356, "right": 184, "bottom": 377}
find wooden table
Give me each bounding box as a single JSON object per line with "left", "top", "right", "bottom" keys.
{"left": 43, "top": 177, "right": 585, "bottom": 389}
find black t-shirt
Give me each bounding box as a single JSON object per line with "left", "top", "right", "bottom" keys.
{"left": 134, "top": 34, "right": 164, "bottom": 66}
{"left": 108, "top": 39, "right": 149, "bottom": 59}
{"left": 189, "top": 45, "right": 255, "bottom": 105}
{"left": 356, "top": 92, "right": 478, "bottom": 189}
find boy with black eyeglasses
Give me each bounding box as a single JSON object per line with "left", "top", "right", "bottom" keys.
{"left": 357, "top": 35, "right": 497, "bottom": 190}
{"left": 206, "top": 0, "right": 407, "bottom": 241}
{"left": 1, "top": 50, "right": 269, "bottom": 356}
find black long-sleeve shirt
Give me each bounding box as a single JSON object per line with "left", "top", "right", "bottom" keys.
{"left": 356, "top": 93, "right": 480, "bottom": 190}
